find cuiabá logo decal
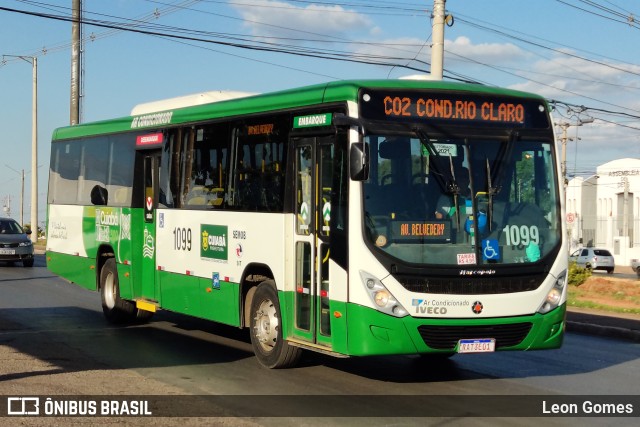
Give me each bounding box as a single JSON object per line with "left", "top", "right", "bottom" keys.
{"left": 201, "top": 224, "right": 228, "bottom": 261}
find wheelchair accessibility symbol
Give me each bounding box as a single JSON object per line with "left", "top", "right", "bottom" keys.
{"left": 482, "top": 239, "right": 500, "bottom": 261}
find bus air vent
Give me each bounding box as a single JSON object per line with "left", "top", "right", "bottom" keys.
{"left": 399, "top": 274, "right": 542, "bottom": 295}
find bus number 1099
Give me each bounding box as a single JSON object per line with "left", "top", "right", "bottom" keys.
{"left": 173, "top": 227, "right": 192, "bottom": 251}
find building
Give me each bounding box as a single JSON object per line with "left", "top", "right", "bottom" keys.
{"left": 566, "top": 158, "right": 640, "bottom": 266}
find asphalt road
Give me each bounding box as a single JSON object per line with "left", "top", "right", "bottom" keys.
{"left": 1, "top": 255, "right": 639, "bottom": 425}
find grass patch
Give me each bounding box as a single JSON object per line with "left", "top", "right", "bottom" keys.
{"left": 568, "top": 284, "right": 640, "bottom": 315}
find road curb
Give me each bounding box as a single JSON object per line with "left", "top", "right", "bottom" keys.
{"left": 566, "top": 310, "right": 640, "bottom": 343}
{"left": 566, "top": 320, "right": 640, "bottom": 342}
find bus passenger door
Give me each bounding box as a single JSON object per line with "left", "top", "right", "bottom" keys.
{"left": 139, "top": 150, "right": 161, "bottom": 302}
{"left": 293, "top": 136, "right": 335, "bottom": 348}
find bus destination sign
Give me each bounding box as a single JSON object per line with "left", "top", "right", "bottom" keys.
{"left": 391, "top": 220, "right": 452, "bottom": 242}
{"left": 360, "top": 89, "right": 550, "bottom": 128}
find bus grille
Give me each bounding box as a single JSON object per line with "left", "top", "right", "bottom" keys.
{"left": 398, "top": 275, "right": 542, "bottom": 295}
{"left": 417, "top": 323, "right": 533, "bottom": 350}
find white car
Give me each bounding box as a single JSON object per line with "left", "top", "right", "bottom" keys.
{"left": 631, "top": 258, "right": 640, "bottom": 277}
{"left": 569, "top": 247, "right": 615, "bottom": 274}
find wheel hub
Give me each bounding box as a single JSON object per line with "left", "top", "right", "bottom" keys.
{"left": 254, "top": 299, "right": 279, "bottom": 352}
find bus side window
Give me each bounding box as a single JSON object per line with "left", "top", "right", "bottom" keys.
{"left": 159, "top": 131, "right": 175, "bottom": 208}
{"left": 230, "top": 119, "right": 287, "bottom": 212}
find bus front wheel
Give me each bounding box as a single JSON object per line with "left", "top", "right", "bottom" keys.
{"left": 249, "top": 281, "right": 301, "bottom": 369}
{"left": 100, "top": 258, "right": 135, "bottom": 324}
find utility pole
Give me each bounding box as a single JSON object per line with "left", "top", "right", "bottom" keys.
{"left": 70, "top": 0, "right": 82, "bottom": 125}
{"left": 559, "top": 123, "right": 570, "bottom": 187}
{"left": 557, "top": 117, "right": 594, "bottom": 187}
{"left": 431, "top": 0, "right": 446, "bottom": 80}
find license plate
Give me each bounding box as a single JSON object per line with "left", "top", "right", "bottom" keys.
{"left": 0, "top": 249, "right": 15, "bottom": 255}
{"left": 458, "top": 338, "right": 496, "bottom": 353}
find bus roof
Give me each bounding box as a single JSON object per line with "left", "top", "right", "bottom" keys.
{"left": 130, "top": 90, "right": 257, "bottom": 115}
{"left": 52, "top": 79, "right": 548, "bottom": 141}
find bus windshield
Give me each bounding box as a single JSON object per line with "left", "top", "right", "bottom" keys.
{"left": 363, "top": 133, "right": 560, "bottom": 267}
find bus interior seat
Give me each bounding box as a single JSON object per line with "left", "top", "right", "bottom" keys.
{"left": 186, "top": 196, "right": 206, "bottom": 206}
{"left": 113, "top": 188, "right": 131, "bottom": 205}
{"left": 206, "top": 188, "right": 225, "bottom": 207}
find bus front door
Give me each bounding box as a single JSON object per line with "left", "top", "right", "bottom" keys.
{"left": 139, "top": 150, "right": 161, "bottom": 302}
{"left": 293, "top": 137, "right": 334, "bottom": 349}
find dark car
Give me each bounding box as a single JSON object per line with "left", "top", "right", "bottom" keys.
{"left": 0, "top": 217, "right": 34, "bottom": 267}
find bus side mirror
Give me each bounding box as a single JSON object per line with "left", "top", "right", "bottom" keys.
{"left": 333, "top": 114, "right": 368, "bottom": 180}
{"left": 350, "top": 142, "right": 369, "bottom": 181}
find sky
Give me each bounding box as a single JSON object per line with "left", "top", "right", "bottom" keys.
{"left": 1, "top": 0, "right": 639, "bottom": 227}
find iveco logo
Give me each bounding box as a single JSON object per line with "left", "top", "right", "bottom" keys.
{"left": 472, "top": 301, "right": 484, "bottom": 314}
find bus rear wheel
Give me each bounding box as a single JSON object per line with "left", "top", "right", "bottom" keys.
{"left": 100, "top": 258, "right": 136, "bottom": 324}
{"left": 249, "top": 281, "right": 301, "bottom": 369}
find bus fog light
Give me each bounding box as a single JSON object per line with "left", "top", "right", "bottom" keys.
{"left": 392, "top": 305, "right": 407, "bottom": 316}
{"left": 366, "top": 278, "right": 376, "bottom": 289}
{"left": 374, "top": 290, "right": 390, "bottom": 307}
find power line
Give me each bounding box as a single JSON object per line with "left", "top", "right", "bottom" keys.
{"left": 454, "top": 15, "right": 640, "bottom": 78}
{"left": 3, "top": 1, "right": 639, "bottom": 128}
{"left": 555, "top": 0, "right": 639, "bottom": 28}
{"left": 4, "top": 0, "right": 204, "bottom": 59}
{"left": 0, "top": 5, "right": 436, "bottom": 75}
{"left": 603, "top": 0, "right": 637, "bottom": 16}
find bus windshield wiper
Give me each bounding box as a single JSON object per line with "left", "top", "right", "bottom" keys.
{"left": 490, "top": 130, "right": 519, "bottom": 194}
{"left": 486, "top": 157, "right": 494, "bottom": 232}
{"left": 412, "top": 128, "right": 454, "bottom": 194}
{"left": 413, "top": 127, "right": 463, "bottom": 225}
{"left": 486, "top": 130, "right": 519, "bottom": 231}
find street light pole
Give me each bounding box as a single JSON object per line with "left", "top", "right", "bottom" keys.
{"left": 2, "top": 55, "right": 38, "bottom": 242}
{"left": 31, "top": 56, "right": 38, "bottom": 242}
{"left": 5, "top": 165, "right": 24, "bottom": 226}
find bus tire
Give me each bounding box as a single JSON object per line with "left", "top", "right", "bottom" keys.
{"left": 249, "top": 280, "right": 301, "bottom": 369}
{"left": 100, "top": 258, "right": 135, "bottom": 324}
{"left": 134, "top": 309, "right": 154, "bottom": 323}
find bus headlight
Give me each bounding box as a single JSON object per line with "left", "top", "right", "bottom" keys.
{"left": 359, "top": 271, "right": 408, "bottom": 317}
{"left": 374, "top": 290, "right": 390, "bottom": 307}
{"left": 538, "top": 269, "right": 567, "bottom": 314}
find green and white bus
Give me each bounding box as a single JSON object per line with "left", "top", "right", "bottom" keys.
{"left": 46, "top": 79, "right": 567, "bottom": 368}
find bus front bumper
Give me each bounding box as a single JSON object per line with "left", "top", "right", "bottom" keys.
{"left": 344, "top": 303, "right": 566, "bottom": 357}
